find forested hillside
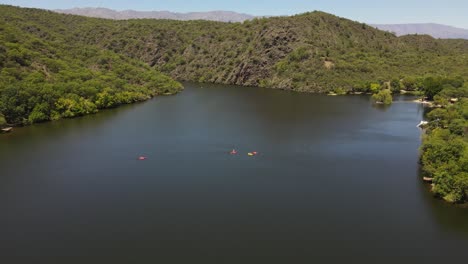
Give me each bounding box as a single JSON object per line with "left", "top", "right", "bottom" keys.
{"left": 0, "top": 6, "right": 182, "bottom": 126}
{"left": 1, "top": 4, "right": 468, "bottom": 126}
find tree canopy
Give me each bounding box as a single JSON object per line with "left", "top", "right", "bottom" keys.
{"left": 372, "top": 89, "right": 393, "bottom": 105}
{"left": 0, "top": 6, "right": 182, "bottom": 126}
{"left": 421, "top": 84, "right": 468, "bottom": 203}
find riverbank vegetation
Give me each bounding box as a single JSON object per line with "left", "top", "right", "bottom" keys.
{"left": 420, "top": 80, "right": 468, "bottom": 203}
{"left": 0, "top": 6, "right": 182, "bottom": 126}
{"left": 0, "top": 114, "right": 6, "bottom": 126}
{"left": 371, "top": 89, "right": 393, "bottom": 105}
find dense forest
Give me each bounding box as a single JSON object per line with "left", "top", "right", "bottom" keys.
{"left": 420, "top": 83, "right": 468, "bottom": 203}
{"left": 2, "top": 5, "right": 468, "bottom": 92}
{"left": 0, "top": 6, "right": 182, "bottom": 126}
{"left": 56, "top": 11, "right": 468, "bottom": 93}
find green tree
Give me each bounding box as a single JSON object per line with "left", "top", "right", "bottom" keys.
{"left": 433, "top": 94, "right": 449, "bottom": 107}
{"left": 401, "top": 77, "right": 419, "bottom": 91}
{"left": 371, "top": 89, "right": 392, "bottom": 105}
{"left": 423, "top": 77, "right": 444, "bottom": 100}
{"left": 369, "top": 83, "right": 381, "bottom": 94}
{"left": 95, "top": 91, "right": 117, "bottom": 109}
{"left": 449, "top": 119, "right": 466, "bottom": 136}
{"left": 0, "top": 113, "right": 6, "bottom": 126}
{"left": 289, "top": 47, "right": 310, "bottom": 62}
{"left": 28, "top": 103, "right": 50, "bottom": 124}
{"left": 390, "top": 79, "right": 401, "bottom": 93}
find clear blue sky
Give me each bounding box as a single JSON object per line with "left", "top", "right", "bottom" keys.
{"left": 1, "top": 0, "right": 467, "bottom": 28}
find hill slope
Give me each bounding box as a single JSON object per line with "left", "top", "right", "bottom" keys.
{"left": 0, "top": 6, "right": 182, "bottom": 126}
{"left": 55, "top": 7, "right": 255, "bottom": 22}
{"left": 3, "top": 5, "right": 468, "bottom": 91}
{"left": 67, "top": 12, "right": 468, "bottom": 92}
{"left": 55, "top": 8, "right": 468, "bottom": 40}
{"left": 373, "top": 23, "right": 468, "bottom": 39}
{"left": 1, "top": 5, "right": 468, "bottom": 124}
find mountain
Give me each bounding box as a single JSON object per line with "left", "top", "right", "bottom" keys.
{"left": 54, "top": 7, "right": 255, "bottom": 22}
{"left": 1, "top": 5, "right": 467, "bottom": 125}
{"left": 3, "top": 5, "right": 468, "bottom": 91}
{"left": 54, "top": 8, "right": 468, "bottom": 40}
{"left": 373, "top": 23, "right": 468, "bottom": 39}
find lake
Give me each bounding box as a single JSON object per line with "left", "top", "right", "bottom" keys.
{"left": 1, "top": 82, "right": 468, "bottom": 263}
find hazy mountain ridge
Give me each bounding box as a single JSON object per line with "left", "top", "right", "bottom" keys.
{"left": 373, "top": 23, "right": 468, "bottom": 39}
{"left": 55, "top": 7, "right": 255, "bottom": 22}
{"left": 56, "top": 8, "right": 468, "bottom": 39}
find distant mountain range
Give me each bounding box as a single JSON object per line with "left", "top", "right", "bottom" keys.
{"left": 54, "top": 7, "right": 255, "bottom": 22}
{"left": 372, "top": 23, "right": 468, "bottom": 39}
{"left": 54, "top": 8, "right": 468, "bottom": 39}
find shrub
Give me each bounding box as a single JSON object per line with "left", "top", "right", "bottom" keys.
{"left": 28, "top": 103, "right": 50, "bottom": 123}
{"left": 369, "top": 83, "right": 381, "bottom": 93}
{"left": 0, "top": 113, "right": 6, "bottom": 126}
{"left": 371, "top": 89, "right": 392, "bottom": 105}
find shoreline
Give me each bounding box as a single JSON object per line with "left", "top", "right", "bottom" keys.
{"left": 412, "top": 99, "right": 436, "bottom": 107}
{"left": 1, "top": 85, "right": 429, "bottom": 132}
{"left": 0, "top": 90, "right": 182, "bottom": 132}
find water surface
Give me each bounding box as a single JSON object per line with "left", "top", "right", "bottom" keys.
{"left": 1, "top": 83, "right": 468, "bottom": 263}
